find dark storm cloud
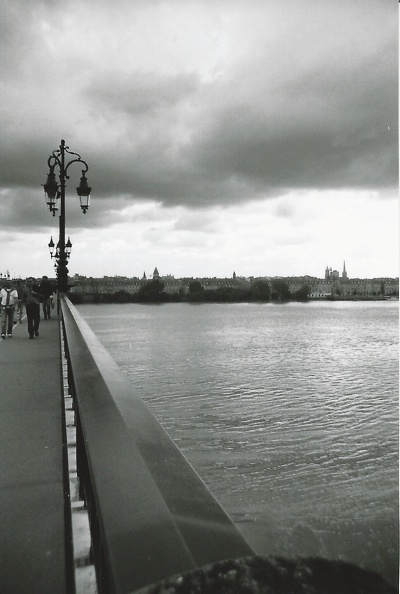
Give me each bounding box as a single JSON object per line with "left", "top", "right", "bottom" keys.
{"left": 85, "top": 71, "right": 199, "bottom": 115}
{"left": 189, "top": 39, "right": 397, "bottom": 195}
{"left": 78, "top": 0, "right": 397, "bottom": 209}
{"left": 0, "top": 0, "right": 397, "bottom": 233}
{"left": 0, "top": 185, "right": 130, "bottom": 232}
{"left": 85, "top": 44, "right": 397, "bottom": 210}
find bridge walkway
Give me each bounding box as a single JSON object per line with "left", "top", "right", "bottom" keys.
{"left": 0, "top": 316, "right": 70, "bottom": 594}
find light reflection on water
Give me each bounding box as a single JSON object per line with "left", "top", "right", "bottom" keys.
{"left": 78, "top": 301, "right": 398, "bottom": 585}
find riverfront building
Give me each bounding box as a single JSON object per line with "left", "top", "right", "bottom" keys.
{"left": 69, "top": 263, "right": 399, "bottom": 300}
{"left": 272, "top": 262, "right": 398, "bottom": 298}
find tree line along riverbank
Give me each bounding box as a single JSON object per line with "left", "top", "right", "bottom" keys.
{"left": 68, "top": 278, "right": 396, "bottom": 305}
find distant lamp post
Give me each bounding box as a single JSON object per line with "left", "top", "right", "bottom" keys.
{"left": 49, "top": 237, "right": 55, "bottom": 258}
{"left": 65, "top": 236, "right": 73, "bottom": 258}
{"left": 43, "top": 139, "right": 91, "bottom": 293}
{"left": 48, "top": 236, "right": 55, "bottom": 258}
{"left": 48, "top": 234, "right": 73, "bottom": 275}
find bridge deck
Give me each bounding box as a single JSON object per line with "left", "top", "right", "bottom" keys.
{"left": 0, "top": 317, "right": 69, "bottom": 594}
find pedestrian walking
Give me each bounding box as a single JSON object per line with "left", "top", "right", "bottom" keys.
{"left": 22, "top": 277, "right": 43, "bottom": 339}
{"left": 14, "top": 279, "right": 24, "bottom": 323}
{"left": 39, "top": 275, "right": 54, "bottom": 319}
{"left": 1, "top": 280, "right": 19, "bottom": 338}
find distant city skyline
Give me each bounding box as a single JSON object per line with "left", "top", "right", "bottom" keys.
{"left": 10, "top": 260, "right": 394, "bottom": 282}
{"left": 69, "top": 265, "right": 399, "bottom": 301}
{"left": 0, "top": 1, "right": 397, "bottom": 282}
{"left": 1, "top": 256, "right": 399, "bottom": 283}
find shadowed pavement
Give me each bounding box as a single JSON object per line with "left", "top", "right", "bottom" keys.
{"left": 0, "top": 316, "right": 69, "bottom": 594}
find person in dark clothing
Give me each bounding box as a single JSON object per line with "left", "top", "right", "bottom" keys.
{"left": 22, "top": 278, "right": 43, "bottom": 339}
{"left": 39, "top": 275, "right": 54, "bottom": 319}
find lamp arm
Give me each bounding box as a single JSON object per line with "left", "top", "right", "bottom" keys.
{"left": 47, "top": 153, "right": 61, "bottom": 170}
{"left": 64, "top": 158, "right": 89, "bottom": 179}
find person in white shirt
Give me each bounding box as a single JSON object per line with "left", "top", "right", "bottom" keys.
{"left": 1, "top": 280, "right": 19, "bottom": 338}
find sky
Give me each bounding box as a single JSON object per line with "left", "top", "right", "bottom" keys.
{"left": 0, "top": 0, "right": 398, "bottom": 281}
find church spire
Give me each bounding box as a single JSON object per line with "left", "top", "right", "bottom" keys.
{"left": 342, "top": 261, "right": 348, "bottom": 279}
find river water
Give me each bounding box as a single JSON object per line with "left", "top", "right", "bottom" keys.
{"left": 77, "top": 300, "right": 398, "bottom": 585}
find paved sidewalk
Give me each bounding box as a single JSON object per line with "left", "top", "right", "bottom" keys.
{"left": 0, "top": 315, "right": 69, "bottom": 594}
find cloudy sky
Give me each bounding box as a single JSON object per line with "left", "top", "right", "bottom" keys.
{"left": 0, "top": 0, "right": 398, "bottom": 281}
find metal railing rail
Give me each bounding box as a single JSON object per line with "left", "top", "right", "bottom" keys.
{"left": 60, "top": 296, "right": 255, "bottom": 593}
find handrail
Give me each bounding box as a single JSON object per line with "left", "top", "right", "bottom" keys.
{"left": 60, "top": 296, "right": 254, "bottom": 593}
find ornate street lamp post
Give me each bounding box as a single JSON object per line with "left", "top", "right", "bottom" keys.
{"left": 43, "top": 139, "right": 91, "bottom": 293}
